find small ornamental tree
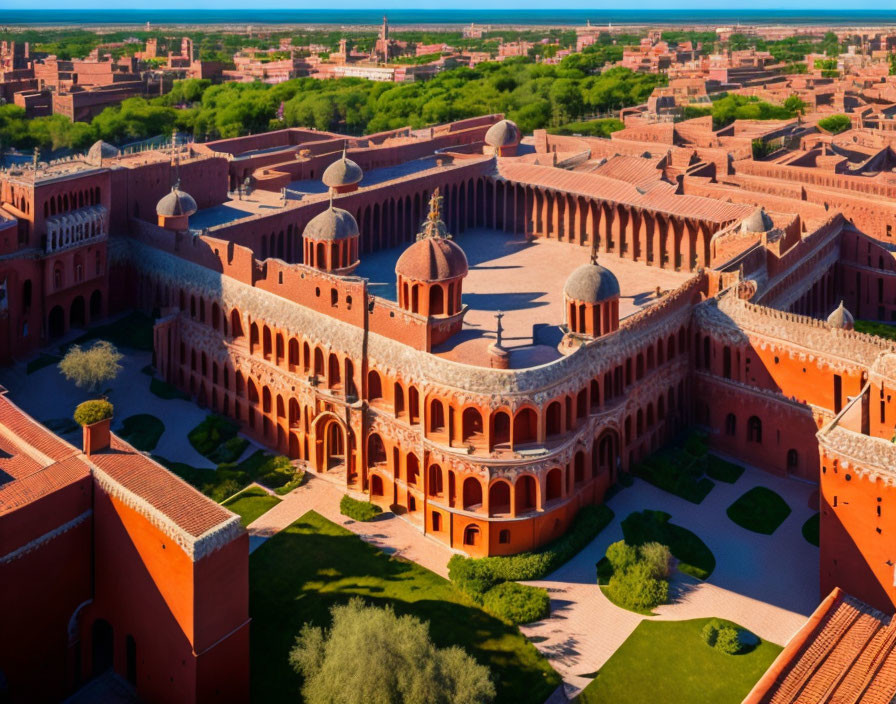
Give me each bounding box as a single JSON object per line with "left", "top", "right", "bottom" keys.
{"left": 58, "top": 341, "right": 123, "bottom": 392}
{"left": 290, "top": 598, "right": 495, "bottom": 704}
{"left": 73, "top": 399, "right": 113, "bottom": 427}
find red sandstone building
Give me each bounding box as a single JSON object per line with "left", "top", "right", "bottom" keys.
{"left": 6, "top": 97, "right": 896, "bottom": 697}
{"left": 0, "top": 389, "right": 248, "bottom": 703}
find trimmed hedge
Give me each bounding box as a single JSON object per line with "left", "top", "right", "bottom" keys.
{"left": 73, "top": 399, "right": 113, "bottom": 426}
{"left": 621, "top": 510, "right": 716, "bottom": 580}
{"left": 482, "top": 582, "right": 550, "bottom": 625}
{"left": 802, "top": 513, "right": 820, "bottom": 547}
{"left": 118, "top": 414, "right": 165, "bottom": 452}
{"left": 209, "top": 435, "right": 249, "bottom": 464}
{"left": 705, "top": 455, "right": 745, "bottom": 484}
{"left": 340, "top": 494, "right": 382, "bottom": 522}
{"left": 274, "top": 470, "right": 306, "bottom": 495}
{"left": 727, "top": 487, "right": 792, "bottom": 535}
{"left": 448, "top": 504, "right": 615, "bottom": 596}
{"left": 606, "top": 561, "right": 669, "bottom": 613}
{"left": 633, "top": 446, "right": 715, "bottom": 504}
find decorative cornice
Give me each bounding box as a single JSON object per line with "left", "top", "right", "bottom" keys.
{"left": 0, "top": 510, "right": 92, "bottom": 564}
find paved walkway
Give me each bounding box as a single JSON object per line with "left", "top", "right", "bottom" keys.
{"left": 247, "top": 472, "right": 453, "bottom": 577}
{"left": 519, "top": 466, "right": 819, "bottom": 696}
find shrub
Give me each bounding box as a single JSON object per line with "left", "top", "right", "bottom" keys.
{"left": 73, "top": 399, "right": 113, "bottom": 426}
{"left": 639, "top": 542, "right": 672, "bottom": 580}
{"left": 606, "top": 562, "right": 668, "bottom": 612}
{"left": 256, "top": 454, "right": 296, "bottom": 489}
{"left": 621, "top": 510, "right": 716, "bottom": 580}
{"left": 447, "top": 505, "right": 614, "bottom": 596}
{"left": 481, "top": 582, "right": 550, "bottom": 624}
{"left": 188, "top": 414, "right": 239, "bottom": 457}
{"left": 701, "top": 619, "right": 743, "bottom": 654}
{"left": 818, "top": 114, "right": 851, "bottom": 134}
{"left": 605, "top": 540, "right": 639, "bottom": 574}
{"left": 118, "top": 414, "right": 165, "bottom": 451}
{"left": 683, "top": 431, "right": 708, "bottom": 458}
{"left": 149, "top": 377, "right": 190, "bottom": 400}
{"left": 340, "top": 494, "right": 382, "bottom": 522}
{"left": 274, "top": 469, "right": 306, "bottom": 495}
{"left": 705, "top": 455, "right": 744, "bottom": 483}
{"left": 208, "top": 435, "right": 249, "bottom": 464}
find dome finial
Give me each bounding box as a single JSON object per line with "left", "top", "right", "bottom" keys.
{"left": 418, "top": 188, "right": 450, "bottom": 241}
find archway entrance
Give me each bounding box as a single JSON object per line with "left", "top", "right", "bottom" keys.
{"left": 596, "top": 429, "right": 620, "bottom": 482}
{"left": 48, "top": 305, "right": 65, "bottom": 339}
{"left": 315, "top": 415, "right": 348, "bottom": 474}
{"left": 70, "top": 296, "right": 86, "bottom": 329}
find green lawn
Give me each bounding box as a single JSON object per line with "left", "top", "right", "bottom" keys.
{"left": 578, "top": 618, "right": 782, "bottom": 704}
{"left": 117, "top": 414, "right": 165, "bottom": 452}
{"left": 727, "top": 487, "right": 792, "bottom": 535}
{"left": 621, "top": 510, "right": 716, "bottom": 580}
{"left": 65, "top": 311, "right": 155, "bottom": 352}
{"left": 802, "top": 513, "right": 820, "bottom": 547}
{"left": 222, "top": 486, "right": 281, "bottom": 527}
{"left": 149, "top": 376, "right": 190, "bottom": 401}
{"left": 633, "top": 445, "right": 715, "bottom": 504}
{"left": 705, "top": 455, "right": 745, "bottom": 484}
{"left": 250, "top": 511, "right": 560, "bottom": 704}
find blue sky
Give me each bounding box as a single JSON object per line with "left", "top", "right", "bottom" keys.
{"left": 6, "top": 0, "right": 890, "bottom": 9}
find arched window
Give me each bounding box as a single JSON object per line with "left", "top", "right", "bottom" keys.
{"left": 463, "top": 525, "right": 480, "bottom": 546}
{"left": 725, "top": 413, "right": 736, "bottom": 436}
{"left": 787, "top": 449, "right": 798, "bottom": 470}
{"left": 462, "top": 477, "right": 483, "bottom": 511}
{"left": 747, "top": 416, "right": 762, "bottom": 443}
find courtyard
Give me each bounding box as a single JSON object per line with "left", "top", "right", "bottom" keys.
{"left": 1, "top": 323, "right": 820, "bottom": 702}
{"left": 357, "top": 228, "right": 692, "bottom": 367}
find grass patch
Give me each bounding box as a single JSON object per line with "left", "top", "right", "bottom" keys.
{"left": 209, "top": 435, "right": 249, "bottom": 464}
{"left": 855, "top": 320, "right": 896, "bottom": 341}
{"left": 66, "top": 311, "right": 155, "bottom": 352}
{"left": 154, "top": 449, "right": 299, "bottom": 502}
{"left": 578, "top": 618, "right": 782, "bottom": 704}
{"left": 274, "top": 470, "right": 305, "bottom": 495}
{"left": 250, "top": 510, "right": 560, "bottom": 704}
{"left": 802, "top": 512, "right": 820, "bottom": 547}
{"left": 117, "top": 414, "right": 165, "bottom": 452}
{"left": 149, "top": 376, "right": 190, "bottom": 401}
{"left": 632, "top": 435, "right": 715, "bottom": 504}
{"left": 621, "top": 510, "right": 715, "bottom": 580}
{"left": 188, "top": 414, "right": 240, "bottom": 457}
{"left": 340, "top": 494, "right": 382, "bottom": 521}
{"left": 27, "top": 353, "right": 60, "bottom": 374}
{"left": 727, "top": 487, "right": 792, "bottom": 535}
{"left": 705, "top": 455, "right": 745, "bottom": 484}
{"left": 222, "top": 486, "right": 281, "bottom": 527}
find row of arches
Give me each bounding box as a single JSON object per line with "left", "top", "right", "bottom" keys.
{"left": 41, "top": 186, "right": 102, "bottom": 218}
{"left": 47, "top": 290, "right": 103, "bottom": 339}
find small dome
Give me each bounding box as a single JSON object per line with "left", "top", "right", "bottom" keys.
{"left": 827, "top": 301, "right": 855, "bottom": 330}
{"left": 303, "top": 204, "right": 359, "bottom": 241}
{"left": 87, "top": 140, "right": 119, "bottom": 163}
{"left": 396, "top": 237, "right": 468, "bottom": 282}
{"left": 740, "top": 207, "right": 774, "bottom": 234}
{"left": 564, "top": 261, "right": 620, "bottom": 303}
{"left": 485, "top": 119, "right": 521, "bottom": 148}
{"left": 322, "top": 153, "right": 363, "bottom": 188}
{"left": 156, "top": 187, "right": 197, "bottom": 217}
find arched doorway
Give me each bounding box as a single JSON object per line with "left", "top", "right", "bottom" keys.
{"left": 316, "top": 416, "right": 347, "bottom": 472}
{"left": 89, "top": 289, "right": 102, "bottom": 321}
{"left": 91, "top": 619, "right": 113, "bottom": 676}
{"left": 48, "top": 305, "right": 65, "bottom": 339}
{"left": 70, "top": 296, "right": 86, "bottom": 329}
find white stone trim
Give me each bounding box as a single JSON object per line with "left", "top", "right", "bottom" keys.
{"left": 0, "top": 509, "right": 92, "bottom": 564}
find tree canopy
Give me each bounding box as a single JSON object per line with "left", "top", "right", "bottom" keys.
{"left": 58, "top": 340, "right": 123, "bottom": 392}
{"left": 289, "top": 598, "right": 495, "bottom": 704}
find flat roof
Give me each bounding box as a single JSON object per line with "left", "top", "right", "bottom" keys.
{"left": 358, "top": 228, "right": 691, "bottom": 368}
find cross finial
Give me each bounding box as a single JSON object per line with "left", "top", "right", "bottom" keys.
{"left": 495, "top": 310, "right": 505, "bottom": 347}
{"left": 418, "top": 188, "right": 449, "bottom": 240}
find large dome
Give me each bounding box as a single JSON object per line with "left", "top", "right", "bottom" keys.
{"left": 156, "top": 187, "right": 197, "bottom": 217}
{"left": 485, "top": 119, "right": 521, "bottom": 148}
{"left": 564, "top": 261, "right": 620, "bottom": 303}
{"left": 396, "top": 237, "right": 468, "bottom": 282}
{"left": 322, "top": 153, "right": 363, "bottom": 188}
{"left": 827, "top": 301, "right": 855, "bottom": 330}
{"left": 87, "top": 140, "right": 119, "bottom": 164}
{"left": 740, "top": 207, "right": 773, "bottom": 234}
{"left": 303, "top": 205, "right": 359, "bottom": 241}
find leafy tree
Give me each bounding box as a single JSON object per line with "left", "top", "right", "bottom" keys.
{"left": 58, "top": 341, "right": 123, "bottom": 392}
{"left": 817, "top": 114, "right": 851, "bottom": 134}
{"left": 605, "top": 540, "right": 639, "bottom": 573}
{"left": 290, "top": 598, "right": 495, "bottom": 704}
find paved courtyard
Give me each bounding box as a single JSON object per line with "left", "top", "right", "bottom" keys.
{"left": 358, "top": 228, "right": 691, "bottom": 367}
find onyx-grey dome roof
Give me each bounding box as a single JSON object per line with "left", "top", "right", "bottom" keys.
{"left": 564, "top": 262, "right": 620, "bottom": 303}
{"left": 827, "top": 301, "right": 855, "bottom": 329}
{"left": 740, "top": 207, "right": 774, "bottom": 234}
{"left": 322, "top": 154, "right": 363, "bottom": 188}
{"left": 87, "top": 140, "right": 119, "bottom": 163}
{"left": 156, "top": 187, "right": 197, "bottom": 217}
{"left": 303, "top": 205, "right": 359, "bottom": 241}
{"left": 485, "top": 119, "right": 521, "bottom": 148}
